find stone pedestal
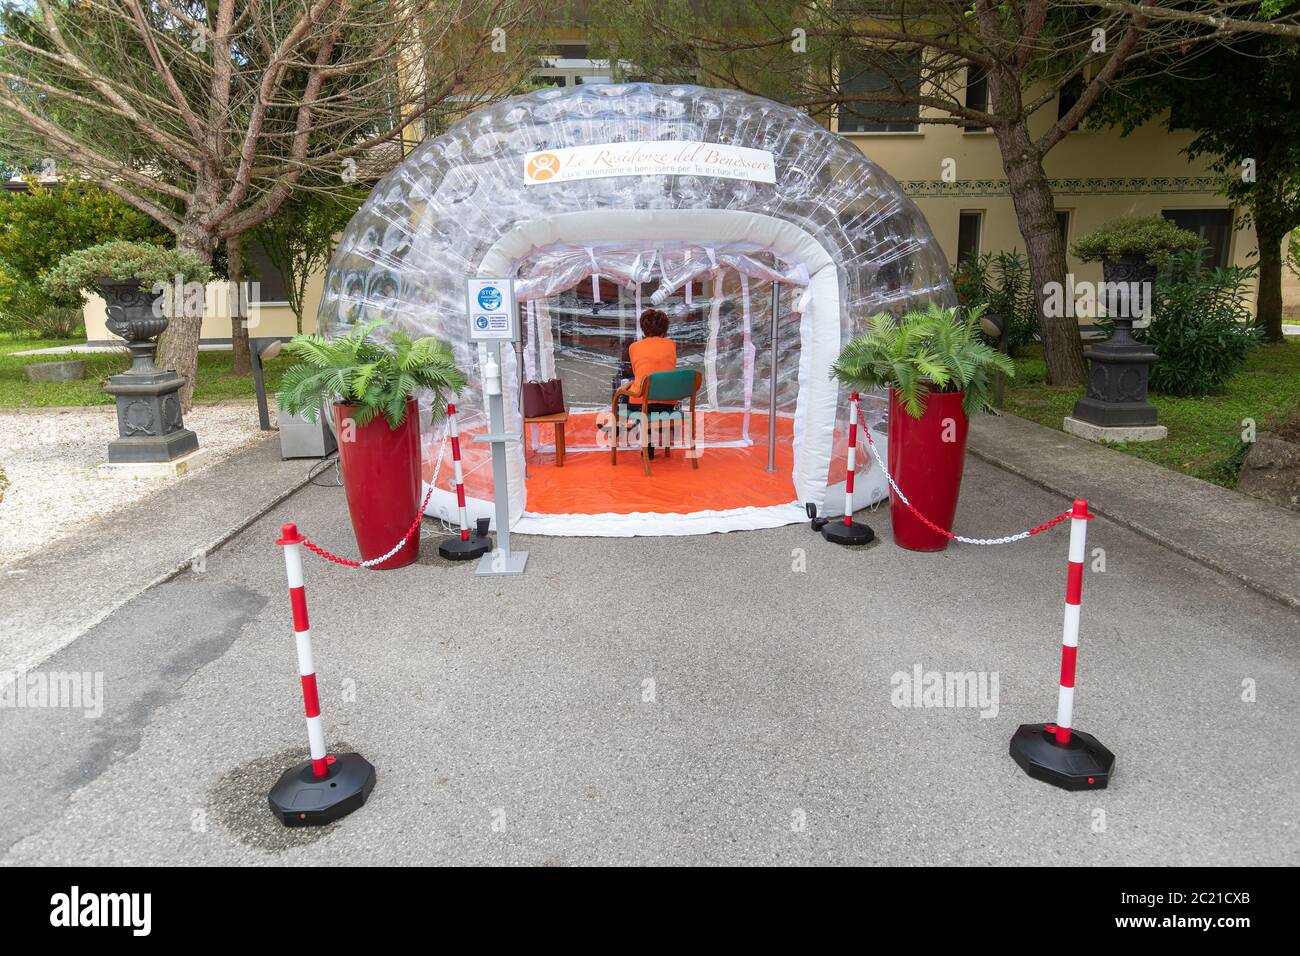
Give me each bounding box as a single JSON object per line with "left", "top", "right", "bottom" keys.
{"left": 1072, "top": 254, "right": 1161, "bottom": 429}
{"left": 103, "top": 369, "right": 199, "bottom": 463}
{"left": 97, "top": 278, "right": 199, "bottom": 464}
{"left": 1071, "top": 328, "right": 1160, "bottom": 427}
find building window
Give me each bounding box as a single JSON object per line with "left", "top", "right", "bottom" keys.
{"left": 1057, "top": 75, "right": 1083, "bottom": 129}
{"left": 246, "top": 241, "right": 289, "bottom": 303}
{"left": 531, "top": 44, "right": 614, "bottom": 87}
{"left": 958, "top": 211, "right": 983, "bottom": 263}
{"left": 1161, "top": 208, "right": 1234, "bottom": 268}
{"left": 965, "top": 66, "right": 988, "bottom": 131}
{"left": 1168, "top": 98, "right": 1195, "bottom": 131}
{"left": 549, "top": 44, "right": 589, "bottom": 60}
{"left": 532, "top": 61, "right": 612, "bottom": 87}
{"left": 839, "top": 50, "right": 922, "bottom": 133}
{"left": 1057, "top": 210, "right": 1071, "bottom": 250}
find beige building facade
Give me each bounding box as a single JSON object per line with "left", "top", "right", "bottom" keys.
{"left": 839, "top": 92, "right": 1261, "bottom": 303}
{"left": 84, "top": 277, "right": 320, "bottom": 342}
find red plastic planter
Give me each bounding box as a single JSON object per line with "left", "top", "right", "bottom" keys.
{"left": 333, "top": 399, "right": 422, "bottom": 569}
{"left": 886, "top": 387, "right": 969, "bottom": 552}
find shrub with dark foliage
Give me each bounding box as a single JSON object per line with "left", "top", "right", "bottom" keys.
{"left": 1135, "top": 248, "right": 1262, "bottom": 396}
{"left": 952, "top": 250, "right": 1038, "bottom": 355}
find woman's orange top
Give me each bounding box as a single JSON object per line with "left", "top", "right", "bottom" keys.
{"left": 628, "top": 336, "right": 677, "bottom": 406}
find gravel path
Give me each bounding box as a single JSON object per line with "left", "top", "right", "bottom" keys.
{"left": 0, "top": 403, "right": 268, "bottom": 567}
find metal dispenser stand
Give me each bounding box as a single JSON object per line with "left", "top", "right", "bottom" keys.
{"left": 466, "top": 277, "right": 528, "bottom": 577}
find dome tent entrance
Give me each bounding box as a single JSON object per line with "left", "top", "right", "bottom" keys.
{"left": 317, "top": 83, "right": 955, "bottom": 536}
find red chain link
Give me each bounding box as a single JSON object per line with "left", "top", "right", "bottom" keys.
{"left": 896, "top": 495, "right": 1071, "bottom": 543}
{"left": 299, "top": 481, "right": 438, "bottom": 568}
{"left": 1025, "top": 511, "right": 1072, "bottom": 536}
{"left": 906, "top": 503, "right": 960, "bottom": 541}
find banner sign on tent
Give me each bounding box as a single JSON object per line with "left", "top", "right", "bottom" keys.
{"left": 523, "top": 141, "right": 776, "bottom": 186}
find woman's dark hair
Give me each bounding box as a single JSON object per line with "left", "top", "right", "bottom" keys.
{"left": 639, "top": 308, "right": 670, "bottom": 338}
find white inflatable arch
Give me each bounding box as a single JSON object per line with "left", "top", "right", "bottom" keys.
{"left": 317, "top": 83, "right": 954, "bottom": 536}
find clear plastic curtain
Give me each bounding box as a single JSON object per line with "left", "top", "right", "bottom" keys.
{"left": 706, "top": 272, "right": 723, "bottom": 407}
{"left": 511, "top": 240, "right": 806, "bottom": 451}
{"left": 511, "top": 240, "right": 808, "bottom": 303}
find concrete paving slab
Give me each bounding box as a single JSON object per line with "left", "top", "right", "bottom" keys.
{"left": 1062, "top": 417, "right": 1167, "bottom": 443}
{"left": 969, "top": 412, "right": 1300, "bottom": 611}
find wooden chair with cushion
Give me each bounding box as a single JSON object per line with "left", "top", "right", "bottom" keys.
{"left": 524, "top": 405, "right": 570, "bottom": 467}
{"left": 611, "top": 368, "right": 702, "bottom": 476}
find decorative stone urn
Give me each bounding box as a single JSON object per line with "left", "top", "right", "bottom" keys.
{"left": 1071, "top": 254, "right": 1161, "bottom": 428}
{"left": 98, "top": 278, "right": 199, "bottom": 463}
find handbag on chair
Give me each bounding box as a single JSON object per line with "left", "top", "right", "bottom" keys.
{"left": 523, "top": 377, "right": 565, "bottom": 418}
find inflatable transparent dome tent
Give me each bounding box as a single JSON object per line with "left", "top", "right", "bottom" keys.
{"left": 317, "top": 83, "right": 955, "bottom": 536}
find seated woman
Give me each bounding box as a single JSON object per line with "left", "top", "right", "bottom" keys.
{"left": 608, "top": 308, "right": 679, "bottom": 455}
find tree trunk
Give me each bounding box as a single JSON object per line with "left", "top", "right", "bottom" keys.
{"left": 156, "top": 225, "right": 216, "bottom": 413}
{"left": 996, "top": 125, "right": 1088, "bottom": 386}
{"left": 1254, "top": 219, "right": 1285, "bottom": 344}
{"left": 227, "top": 234, "right": 252, "bottom": 374}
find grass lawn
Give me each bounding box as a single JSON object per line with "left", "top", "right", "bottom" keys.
{"left": 1003, "top": 338, "right": 1300, "bottom": 487}
{"left": 0, "top": 333, "right": 290, "bottom": 408}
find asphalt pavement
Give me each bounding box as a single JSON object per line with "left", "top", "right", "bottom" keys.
{"left": 2, "top": 455, "right": 1297, "bottom": 865}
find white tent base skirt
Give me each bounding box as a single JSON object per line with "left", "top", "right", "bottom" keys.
{"left": 515, "top": 502, "right": 810, "bottom": 537}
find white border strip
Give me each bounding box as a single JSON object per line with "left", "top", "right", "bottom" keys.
{"left": 514, "top": 502, "right": 808, "bottom": 537}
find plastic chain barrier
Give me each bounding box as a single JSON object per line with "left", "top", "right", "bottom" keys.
{"left": 857, "top": 408, "right": 1072, "bottom": 546}
{"left": 299, "top": 480, "right": 438, "bottom": 569}
{"left": 297, "top": 404, "right": 465, "bottom": 569}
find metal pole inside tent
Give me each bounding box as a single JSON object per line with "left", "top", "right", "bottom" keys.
{"left": 767, "top": 281, "right": 780, "bottom": 472}
{"left": 516, "top": 335, "right": 526, "bottom": 477}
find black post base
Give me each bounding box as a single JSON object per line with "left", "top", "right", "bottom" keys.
{"left": 1071, "top": 395, "right": 1159, "bottom": 428}
{"left": 268, "top": 752, "right": 377, "bottom": 826}
{"left": 439, "top": 532, "right": 493, "bottom": 561}
{"left": 1009, "top": 723, "right": 1115, "bottom": 791}
{"left": 822, "top": 519, "right": 875, "bottom": 546}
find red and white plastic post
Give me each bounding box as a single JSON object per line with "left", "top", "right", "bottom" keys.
{"left": 844, "top": 392, "right": 859, "bottom": 524}
{"left": 438, "top": 403, "right": 492, "bottom": 560}
{"left": 268, "top": 523, "right": 376, "bottom": 825}
{"left": 450, "top": 403, "right": 470, "bottom": 543}
{"left": 1009, "top": 498, "right": 1116, "bottom": 790}
{"left": 821, "top": 391, "right": 875, "bottom": 546}
{"left": 1053, "top": 498, "right": 1090, "bottom": 745}
{"left": 278, "top": 523, "right": 328, "bottom": 778}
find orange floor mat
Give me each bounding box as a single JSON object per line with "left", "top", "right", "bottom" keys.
{"left": 524, "top": 410, "right": 797, "bottom": 515}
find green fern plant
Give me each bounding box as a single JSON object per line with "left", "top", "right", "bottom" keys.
{"left": 831, "top": 304, "right": 1015, "bottom": 419}
{"left": 276, "top": 320, "right": 465, "bottom": 429}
